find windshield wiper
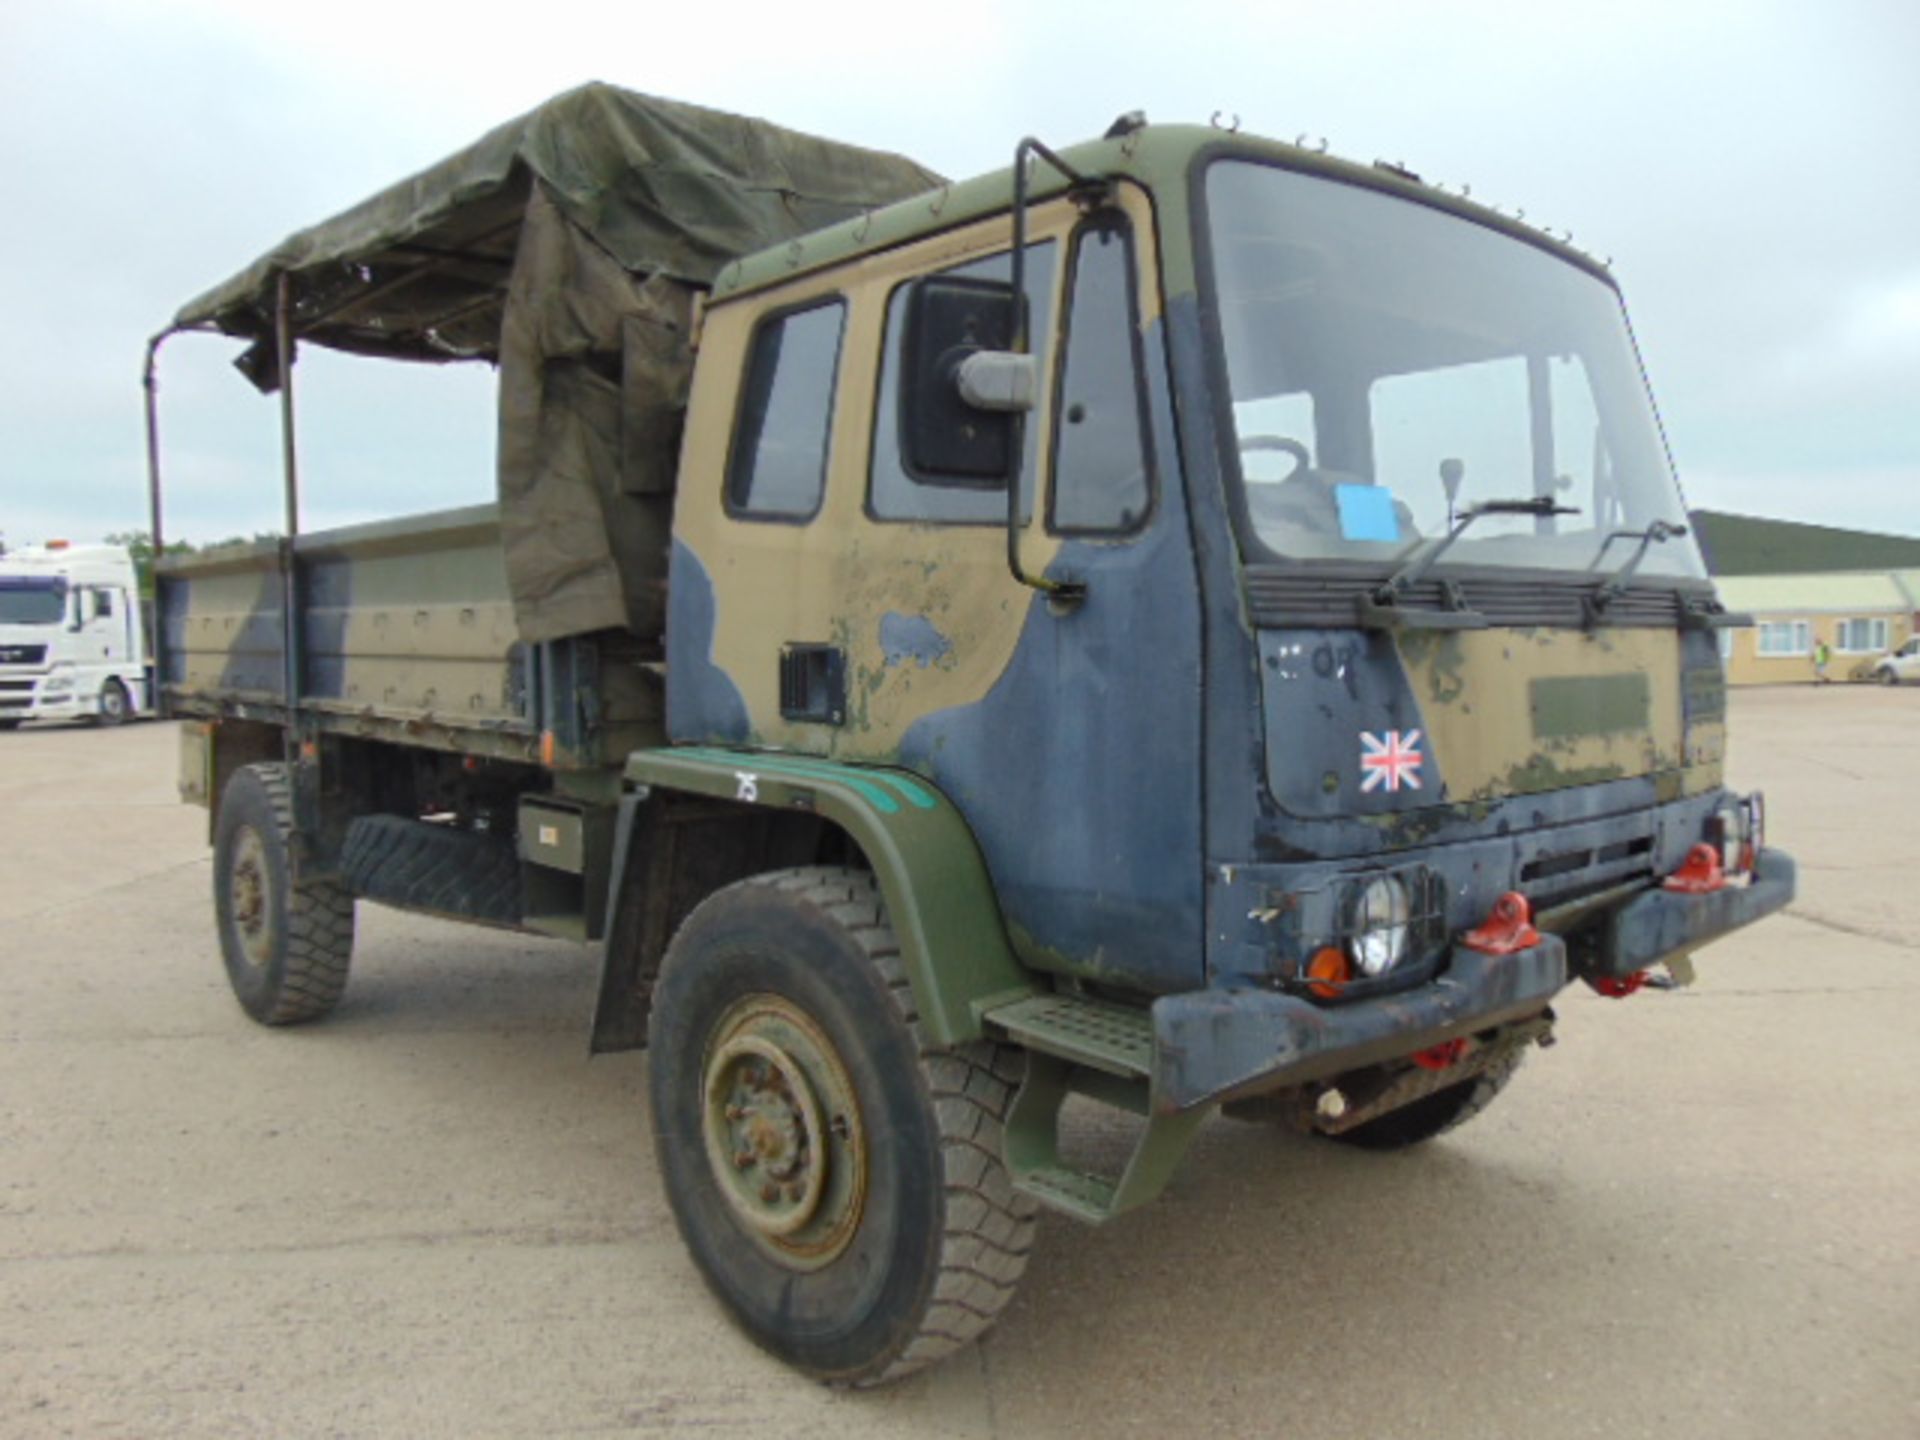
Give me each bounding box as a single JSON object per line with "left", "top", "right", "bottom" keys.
{"left": 1358, "top": 496, "right": 1580, "bottom": 631}
{"left": 1584, "top": 520, "right": 1687, "bottom": 621}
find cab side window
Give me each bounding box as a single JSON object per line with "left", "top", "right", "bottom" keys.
{"left": 1051, "top": 218, "right": 1152, "bottom": 533}
{"left": 870, "top": 242, "right": 1057, "bottom": 523}
{"left": 94, "top": 588, "right": 114, "bottom": 618}
{"left": 726, "top": 299, "right": 846, "bottom": 521}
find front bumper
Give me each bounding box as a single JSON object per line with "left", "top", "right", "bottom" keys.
{"left": 0, "top": 673, "right": 80, "bottom": 720}
{"left": 1149, "top": 847, "right": 1797, "bottom": 1113}
{"left": 1590, "top": 847, "right": 1796, "bottom": 980}
{"left": 0, "top": 693, "right": 82, "bottom": 720}
{"left": 1151, "top": 933, "right": 1567, "bottom": 1113}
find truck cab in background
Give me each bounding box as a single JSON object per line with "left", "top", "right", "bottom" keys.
{"left": 0, "top": 543, "right": 150, "bottom": 728}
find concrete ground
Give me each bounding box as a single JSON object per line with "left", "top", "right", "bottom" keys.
{"left": 1, "top": 688, "right": 1915, "bottom": 1438}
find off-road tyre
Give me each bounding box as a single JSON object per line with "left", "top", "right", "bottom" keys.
{"left": 213, "top": 762, "right": 355, "bottom": 1025}
{"left": 1325, "top": 1050, "right": 1525, "bottom": 1151}
{"left": 95, "top": 678, "right": 130, "bottom": 726}
{"left": 338, "top": 813, "right": 521, "bottom": 926}
{"left": 647, "top": 866, "right": 1036, "bottom": 1387}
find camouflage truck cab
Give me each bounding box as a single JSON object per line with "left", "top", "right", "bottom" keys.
{"left": 147, "top": 90, "right": 1794, "bottom": 1387}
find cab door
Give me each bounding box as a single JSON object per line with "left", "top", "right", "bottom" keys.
{"left": 849, "top": 189, "right": 1204, "bottom": 993}
{"left": 92, "top": 587, "right": 130, "bottom": 670}
{"left": 671, "top": 188, "right": 1202, "bottom": 993}
{"left": 71, "top": 585, "right": 120, "bottom": 692}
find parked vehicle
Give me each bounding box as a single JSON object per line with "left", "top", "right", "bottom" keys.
{"left": 1873, "top": 636, "right": 1920, "bottom": 685}
{"left": 0, "top": 542, "right": 150, "bottom": 728}
{"left": 144, "top": 84, "right": 1796, "bottom": 1386}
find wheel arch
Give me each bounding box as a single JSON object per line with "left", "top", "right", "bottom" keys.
{"left": 598, "top": 748, "right": 1034, "bottom": 1053}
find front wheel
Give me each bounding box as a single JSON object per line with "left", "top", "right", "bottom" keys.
{"left": 647, "top": 867, "right": 1035, "bottom": 1386}
{"left": 96, "top": 678, "right": 131, "bottom": 725}
{"left": 1879, "top": 667, "right": 1899, "bottom": 687}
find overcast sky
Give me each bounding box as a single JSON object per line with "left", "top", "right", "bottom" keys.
{"left": 1, "top": 0, "right": 1914, "bottom": 548}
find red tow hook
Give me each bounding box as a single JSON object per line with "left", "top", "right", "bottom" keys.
{"left": 1462, "top": 891, "right": 1541, "bottom": 955}
{"left": 1590, "top": 968, "right": 1678, "bottom": 998}
{"left": 1663, "top": 843, "right": 1727, "bottom": 894}
{"left": 1411, "top": 1038, "right": 1470, "bottom": 1070}
{"left": 1591, "top": 971, "right": 1650, "bottom": 998}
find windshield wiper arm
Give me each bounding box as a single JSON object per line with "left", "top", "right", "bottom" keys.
{"left": 1586, "top": 520, "right": 1687, "bottom": 617}
{"left": 1357, "top": 496, "right": 1579, "bottom": 632}
{"left": 1375, "top": 496, "right": 1581, "bottom": 601}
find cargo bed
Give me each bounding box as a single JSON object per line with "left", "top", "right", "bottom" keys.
{"left": 156, "top": 504, "right": 663, "bottom": 769}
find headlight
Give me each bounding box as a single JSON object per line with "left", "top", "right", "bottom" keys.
{"left": 41, "top": 674, "right": 72, "bottom": 694}
{"left": 1349, "top": 874, "right": 1410, "bottom": 977}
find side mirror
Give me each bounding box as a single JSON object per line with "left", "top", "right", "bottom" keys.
{"left": 901, "top": 276, "right": 1022, "bottom": 483}
{"left": 956, "top": 351, "right": 1037, "bottom": 413}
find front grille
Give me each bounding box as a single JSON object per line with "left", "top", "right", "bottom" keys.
{"left": 0, "top": 696, "right": 29, "bottom": 709}
{"left": 0, "top": 679, "right": 34, "bottom": 693}
{"left": 1520, "top": 836, "right": 1655, "bottom": 912}
{"left": 0, "top": 644, "right": 46, "bottom": 665}
{"left": 1245, "top": 565, "right": 1707, "bottom": 630}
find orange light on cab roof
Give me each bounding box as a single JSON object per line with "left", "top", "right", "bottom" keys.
{"left": 1306, "top": 946, "right": 1351, "bottom": 998}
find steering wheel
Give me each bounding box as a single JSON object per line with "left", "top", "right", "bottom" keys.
{"left": 1238, "top": 435, "right": 1311, "bottom": 483}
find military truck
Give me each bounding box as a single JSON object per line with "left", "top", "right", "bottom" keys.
{"left": 145, "top": 85, "right": 1795, "bottom": 1385}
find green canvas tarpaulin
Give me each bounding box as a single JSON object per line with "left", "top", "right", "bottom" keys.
{"left": 171, "top": 83, "right": 942, "bottom": 641}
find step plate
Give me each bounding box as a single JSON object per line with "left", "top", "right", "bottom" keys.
{"left": 985, "top": 993, "right": 1154, "bottom": 1079}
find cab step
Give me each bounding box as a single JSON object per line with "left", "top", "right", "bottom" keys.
{"left": 1013, "top": 1163, "right": 1127, "bottom": 1226}
{"left": 981, "top": 991, "right": 1154, "bottom": 1078}
{"left": 982, "top": 990, "right": 1201, "bottom": 1225}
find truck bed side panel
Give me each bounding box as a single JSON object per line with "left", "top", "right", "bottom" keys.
{"left": 159, "top": 506, "right": 528, "bottom": 741}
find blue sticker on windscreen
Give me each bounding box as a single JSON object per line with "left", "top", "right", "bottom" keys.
{"left": 1335, "top": 484, "right": 1401, "bottom": 543}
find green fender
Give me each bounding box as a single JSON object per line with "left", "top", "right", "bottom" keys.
{"left": 622, "top": 746, "right": 1036, "bottom": 1047}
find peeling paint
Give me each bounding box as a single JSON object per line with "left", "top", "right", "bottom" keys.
{"left": 879, "top": 611, "right": 954, "bottom": 669}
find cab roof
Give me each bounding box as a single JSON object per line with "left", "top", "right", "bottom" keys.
{"left": 709, "top": 122, "right": 1614, "bottom": 305}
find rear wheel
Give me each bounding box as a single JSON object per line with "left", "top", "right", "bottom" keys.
{"left": 212, "top": 763, "right": 354, "bottom": 1024}
{"left": 1325, "top": 1051, "right": 1524, "bottom": 1151}
{"left": 647, "top": 866, "right": 1035, "bottom": 1386}
{"left": 95, "top": 678, "right": 130, "bottom": 726}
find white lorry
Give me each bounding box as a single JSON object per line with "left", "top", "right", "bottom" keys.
{"left": 0, "top": 543, "right": 150, "bottom": 728}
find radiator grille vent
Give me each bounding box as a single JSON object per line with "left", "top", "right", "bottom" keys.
{"left": 1244, "top": 566, "right": 1708, "bottom": 630}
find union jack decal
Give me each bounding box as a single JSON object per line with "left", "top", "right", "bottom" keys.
{"left": 1359, "top": 729, "right": 1424, "bottom": 794}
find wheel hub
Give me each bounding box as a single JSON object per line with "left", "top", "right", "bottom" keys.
{"left": 701, "top": 996, "right": 866, "bottom": 1270}
{"left": 229, "top": 827, "right": 272, "bottom": 968}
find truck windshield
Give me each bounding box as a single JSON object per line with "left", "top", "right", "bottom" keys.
{"left": 0, "top": 578, "right": 67, "bottom": 625}
{"left": 1203, "top": 160, "right": 1704, "bottom": 581}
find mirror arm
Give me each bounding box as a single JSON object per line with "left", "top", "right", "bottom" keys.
{"left": 1005, "top": 136, "right": 1094, "bottom": 608}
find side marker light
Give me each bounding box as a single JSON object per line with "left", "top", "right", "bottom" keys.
{"left": 1306, "top": 946, "right": 1351, "bottom": 998}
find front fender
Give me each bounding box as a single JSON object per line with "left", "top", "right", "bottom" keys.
{"left": 618, "top": 746, "right": 1035, "bottom": 1047}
